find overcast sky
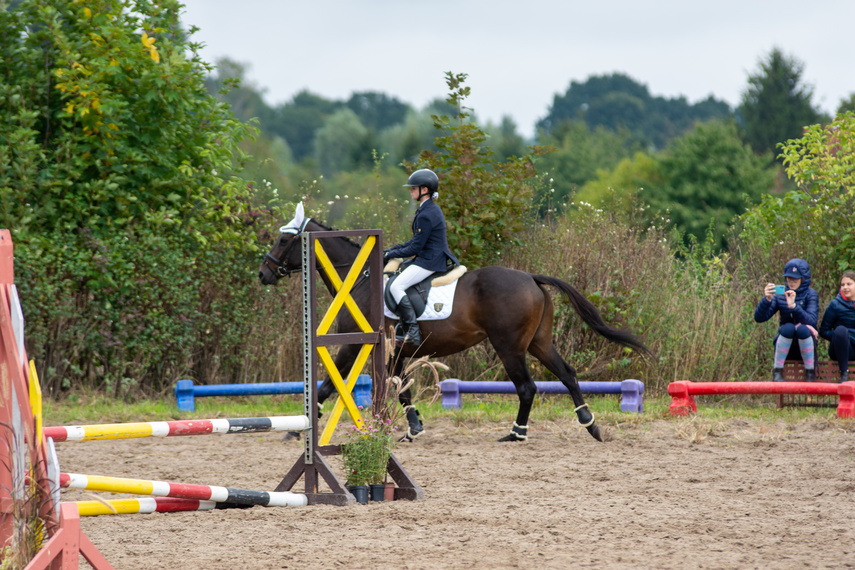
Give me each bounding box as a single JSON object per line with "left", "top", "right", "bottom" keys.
{"left": 179, "top": 1, "right": 854, "bottom": 138}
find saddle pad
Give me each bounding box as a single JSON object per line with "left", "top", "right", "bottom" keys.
{"left": 383, "top": 277, "right": 459, "bottom": 321}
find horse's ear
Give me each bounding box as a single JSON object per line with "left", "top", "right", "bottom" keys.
{"left": 280, "top": 202, "right": 306, "bottom": 234}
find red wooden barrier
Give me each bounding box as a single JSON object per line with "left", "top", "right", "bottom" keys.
{"left": 0, "top": 231, "right": 112, "bottom": 569}
{"left": 668, "top": 380, "right": 855, "bottom": 418}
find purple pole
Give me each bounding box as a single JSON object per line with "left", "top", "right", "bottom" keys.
{"left": 438, "top": 379, "right": 643, "bottom": 413}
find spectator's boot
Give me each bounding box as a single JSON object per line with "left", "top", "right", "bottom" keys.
{"left": 772, "top": 368, "right": 785, "bottom": 382}
{"left": 842, "top": 370, "right": 849, "bottom": 383}
{"left": 804, "top": 368, "right": 816, "bottom": 382}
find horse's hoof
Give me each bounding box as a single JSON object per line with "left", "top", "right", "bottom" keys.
{"left": 586, "top": 424, "right": 603, "bottom": 442}
{"left": 281, "top": 431, "right": 301, "bottom": 442}
{"left": 498, "top": 433, "right": 526, "bottom": 442}
{"left": 402, "top": 406, "right": 423, "bottom": 442}
{"left": 398, "top": 427, "right": 424, "bottom": 443}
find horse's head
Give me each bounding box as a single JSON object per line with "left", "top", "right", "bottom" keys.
{"left": 258, "top": 203, "right": 310, "bottom": 285}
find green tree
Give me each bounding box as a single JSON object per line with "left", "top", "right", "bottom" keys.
{"left": 837, "top": 93, "right": 855, "bottom": 115}
{"left": 537, "top": 121, "right": 643, "bottom": 210}
{"left": 379, "top": 109, "right": 439, "bottom": 165}
{"left": 0, "top": 0, "right": 256, "bottom": 238}
{"left": 762, "top": 111, "right": 855, "bottom": 275}
{"left": 738, "top": 47, "right": 827, "bottom": 160}
{"left": 314, "top": 108, "right": 370, "bottom": 176}
{"left": 269, "top": 90, "right": 342, "bottom": 161}
{"left": 346, "top": 91, "right": 411, "bottom": 132}
{"left": 576, "top": 151, "right": 664, "bottom": 214}
{"left": 408, "top": 72, "right": 549, "bottom": 266}
{"left": 538, "top": 72, "right": 731, "bottom": 149}
{"left": 0, "top": 0, "right": 272, "bottom": 394}
{"left": 484, "top": 116, "right": 526, "bottom": 162}
{"left": 204, "top": 57, "right": 276, "bottom": 127}
{"left": 641, "top": 121, "right": 777, "bottom": 250}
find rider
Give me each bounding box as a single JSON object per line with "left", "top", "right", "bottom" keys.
{"left": 383, "top": 169, "right": 459, "bottom": 346}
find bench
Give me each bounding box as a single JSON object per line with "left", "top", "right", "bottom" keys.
{"left": 778, "top": 360, "right": 854, "bottom": 408}
{"left": 438, "top": 379, "right": 645, "bottom": 413}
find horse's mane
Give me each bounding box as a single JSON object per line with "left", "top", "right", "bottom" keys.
{"left": 308, "top": 219, "right": 362, "bottom": 250}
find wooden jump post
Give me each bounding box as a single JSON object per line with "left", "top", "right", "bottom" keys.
{"left": 273, "top": 228, "right": 423, "bottom": 505}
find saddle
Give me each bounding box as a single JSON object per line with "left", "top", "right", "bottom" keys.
{"left": 383, "top": 259, "right": 466, "bottom": 317}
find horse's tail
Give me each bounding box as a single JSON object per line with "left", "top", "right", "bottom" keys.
{"left": 531, "top": 274, "right": 652, "bottom": 357}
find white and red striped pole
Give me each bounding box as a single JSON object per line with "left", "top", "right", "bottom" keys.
{"left": 45, "top": 415, "right": 309, "bottom": 442}
{"left": 74, "top": 497, "right": 220, "bottom": 516}
{"left": 60, "top": 473, "right": 308, "bottom": 507}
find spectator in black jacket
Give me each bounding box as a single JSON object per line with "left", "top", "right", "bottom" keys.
{"left": 819, "top": 270, "right": 855, "bottom": 383}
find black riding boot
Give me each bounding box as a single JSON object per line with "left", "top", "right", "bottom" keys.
{"left": 395, "top": 296, "right": 422, "bottom": 346}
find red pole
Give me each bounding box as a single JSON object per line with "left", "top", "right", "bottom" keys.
{"left": 0, "top": 230, "right": 15, "bottom": 547}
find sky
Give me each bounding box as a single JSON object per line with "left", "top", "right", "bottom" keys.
{"left": 179, "top": 1, "right": 854, "bottom": 139}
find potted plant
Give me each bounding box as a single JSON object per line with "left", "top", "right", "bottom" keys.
{"left": 340, "top": 411, "right": 395, "bottom": 504}
{"left": 340, "top": 354, "right": 449, "bottom": 503}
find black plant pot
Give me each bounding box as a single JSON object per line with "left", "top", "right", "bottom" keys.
{"left": 348, "top": 485, "right": 369, "bottom": 505}
{"left": 369, "top": 484, "right": 386, "bottom": 502}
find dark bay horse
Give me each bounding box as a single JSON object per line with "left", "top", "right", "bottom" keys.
{"left": 258, "top": 211, "right": 650, "bottom": 442}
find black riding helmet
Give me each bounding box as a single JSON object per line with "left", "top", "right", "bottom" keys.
{"left": 403, "top": 169, "right": 438, "bottom": 200}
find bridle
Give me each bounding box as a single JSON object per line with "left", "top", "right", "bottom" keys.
{"left": 263, "top": 236, "right": 302, "bottom": 279}
{"left": 261, "top": 217, "right": 370, "bottom": 284}
{"left": 262, "top": 215, "right": 312, "bottom": 280}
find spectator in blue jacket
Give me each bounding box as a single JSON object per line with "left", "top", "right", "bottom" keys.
{"left": 383, "top": 169, "right": 459, "bottom": 346}
{"left": 754, "top": 258, "right": 819, "bottom": 382}
{"left": 819, "top": 270, "right": 855, "bottom": 383}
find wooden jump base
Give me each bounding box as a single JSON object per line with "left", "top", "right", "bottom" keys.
{"left": 173, "top": 375, "right": 372, "bottom": 412}
{"left": 439, "top": 378, "right": 644, "bottom": 412}
{"left": 44, "top": 415, "right": 310, "bottom": 442}
{"left": 667, "top": 380, "right": 855, "bottom": 418}
{"left": 59, "top": 473, "right": 308, "bottom": 507}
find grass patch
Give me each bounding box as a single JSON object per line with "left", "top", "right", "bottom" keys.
{"left": 42, "top": 391, "right": 843, "bottom": 431}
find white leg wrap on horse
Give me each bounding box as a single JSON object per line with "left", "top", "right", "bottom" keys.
{"left": 574, "top": 404, "right": 595, "bottom": 427}
{"left": 510, "top": 421, "right": 529, "bottom": 440}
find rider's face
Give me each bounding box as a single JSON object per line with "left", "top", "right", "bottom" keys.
{"left": 409, "top": 186, "right": 422, "bottom": 201}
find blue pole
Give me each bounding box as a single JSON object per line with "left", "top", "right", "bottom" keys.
{"left": 175, "top": 375, "right": 373, "bottom": 412}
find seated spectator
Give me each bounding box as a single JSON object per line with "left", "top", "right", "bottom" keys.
{"left": 819, "top": 270, "right": 855, "bottom": 383}
{"left": 754, "top": 259, "right": 819, "bottom": 382}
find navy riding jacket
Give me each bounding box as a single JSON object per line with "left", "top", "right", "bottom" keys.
{"left": 754, "top": 258, "right": 819, "bottom": 330}
{"left": 819, "top": 292, "right": 855, "bottom": 345}
{"left": 386, "top": 199, "right": 459, "bottom": 272}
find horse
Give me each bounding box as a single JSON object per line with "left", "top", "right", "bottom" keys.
{"left": 258, "top": 205, "right": 651, "bottom": 442}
